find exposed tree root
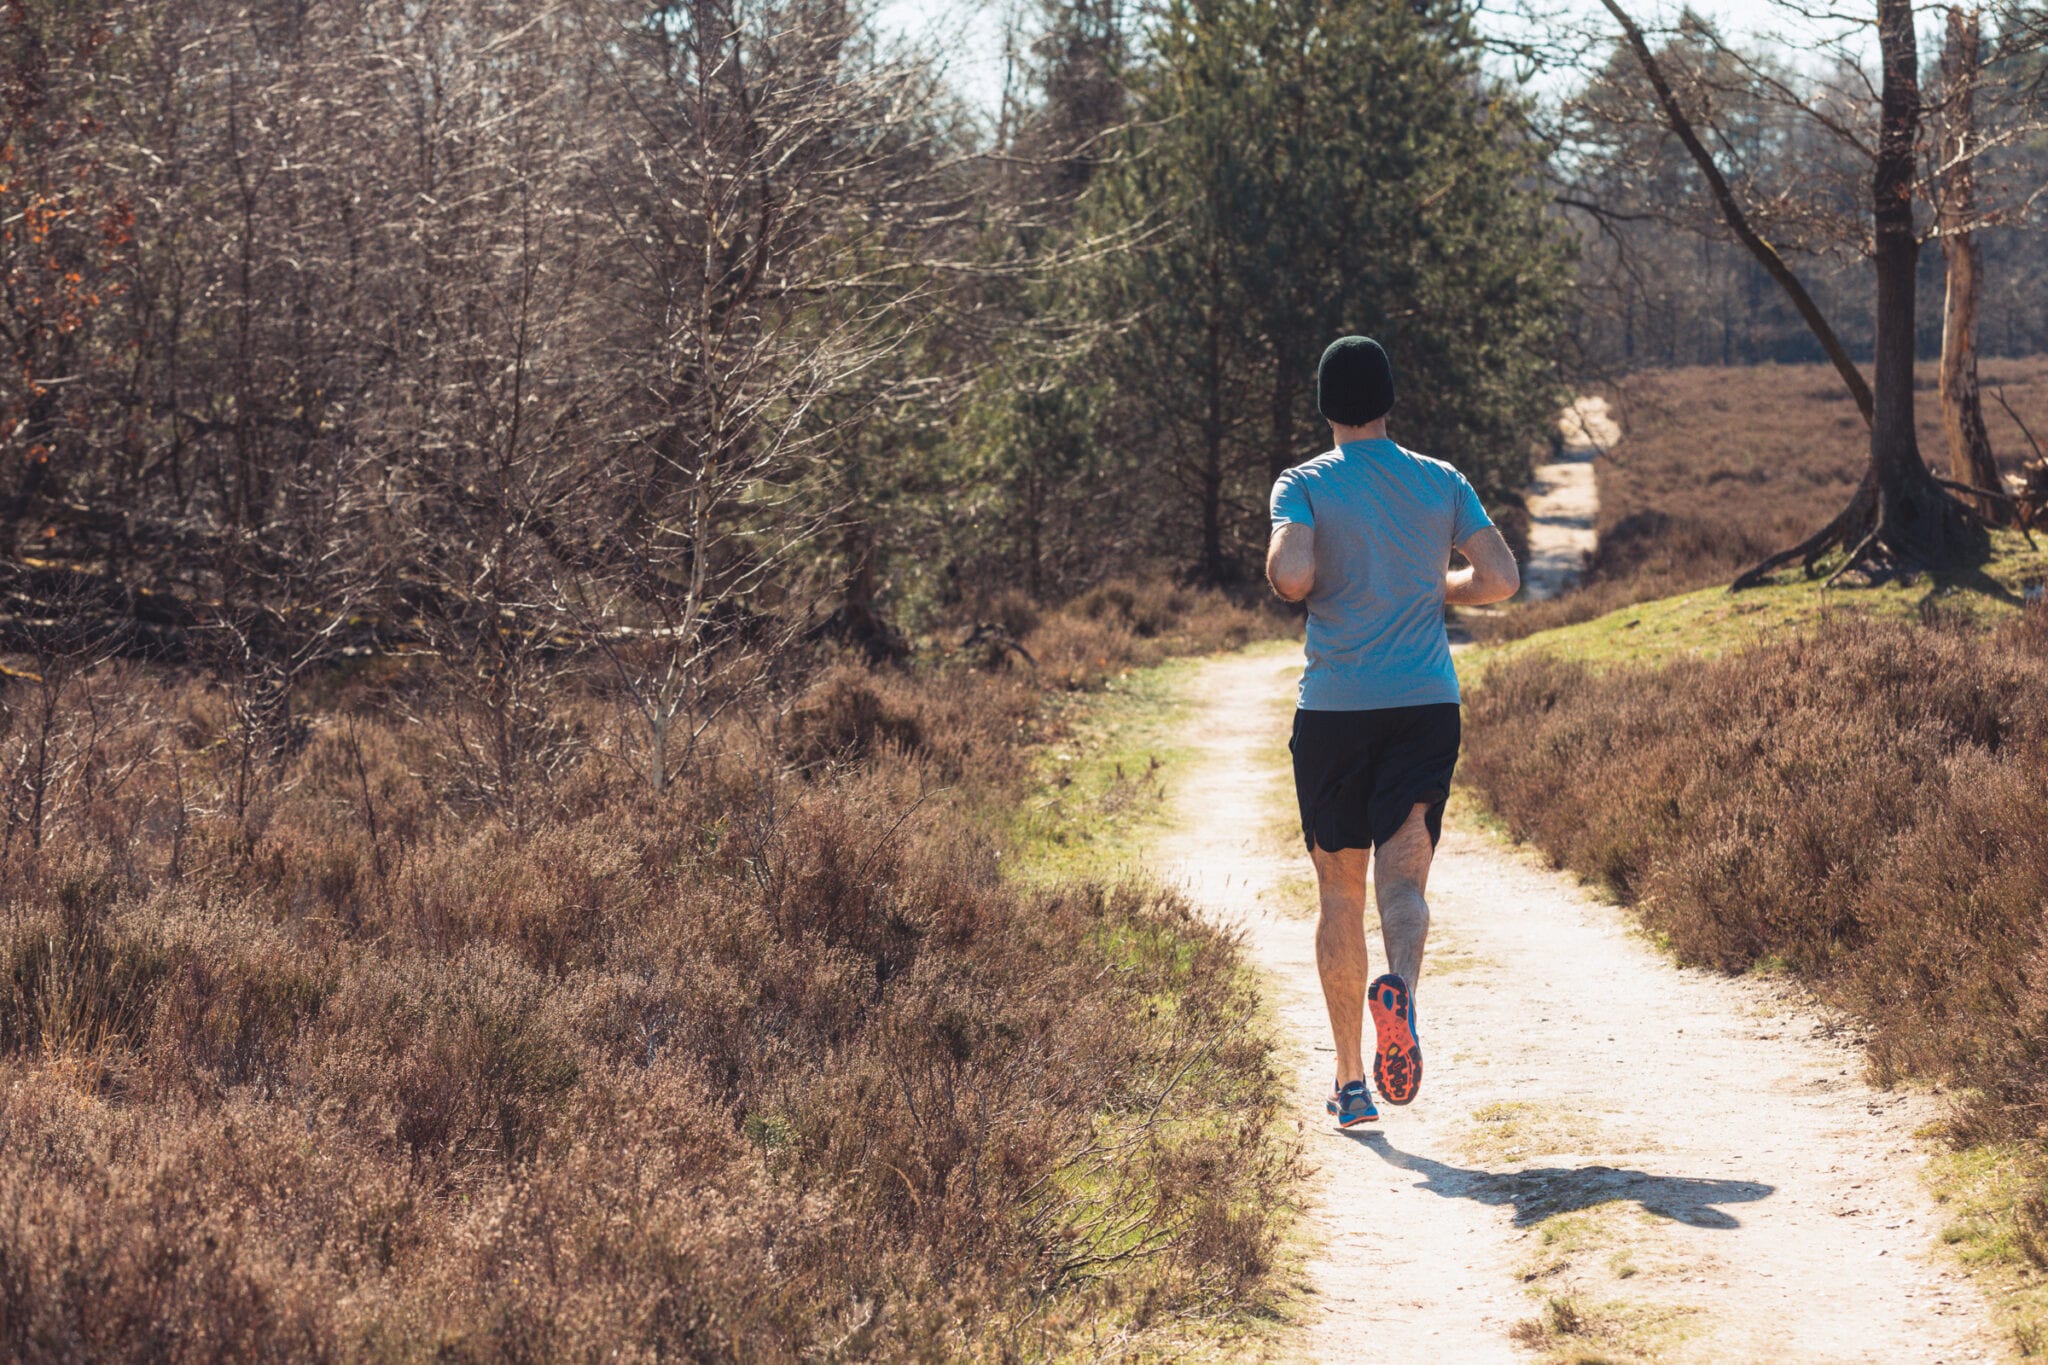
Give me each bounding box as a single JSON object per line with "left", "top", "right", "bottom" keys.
{"left": 1733, "top": 473, "right": 1989, "bottom": 592}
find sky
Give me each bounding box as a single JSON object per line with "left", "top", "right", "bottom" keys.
{"left": 872, "top": 0, "right": 1015, "bottom": 118}
{"left": 871, "top": 0, "right": 1888, "bottom": 118}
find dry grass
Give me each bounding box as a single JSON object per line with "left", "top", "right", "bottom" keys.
{"left": 1477, "top": 358, "right": 2048, "bottom": 641}
{"left": 1463, "top": 603, "right": 2048, "bottom": 1140}
{"left": 0, "top": 583, "right": 1298, "bottom": 1360}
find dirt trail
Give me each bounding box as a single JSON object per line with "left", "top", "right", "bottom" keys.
{"left": 1520, "top": 394, "right": 1616, "bottom": 599}
{"left": 1148, "top": 647, "right": 2001, "bottom": 1362}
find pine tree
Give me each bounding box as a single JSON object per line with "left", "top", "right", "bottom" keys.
{"left": 1084, "top": 0, "right": 1571, "bottom": 581}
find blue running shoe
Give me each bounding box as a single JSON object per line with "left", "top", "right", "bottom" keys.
{"left": 1327, "top": 1078, "right": 1378, "bottom": 1127}
{"left": 1369, "top": 974, "right": 1422, "bottom": 1105}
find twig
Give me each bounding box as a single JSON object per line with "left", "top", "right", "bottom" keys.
{"left": 1933, "top": 475, "right": 2024, "bottom": 505}
{"left": 1990, "top": 384, "right": 2047, "bottom": 464}
{"left": 345, "top": 714, "right": 390, "bottom": 891}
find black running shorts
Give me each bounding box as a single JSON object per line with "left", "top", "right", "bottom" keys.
{"left": 1289, "top": 704, "right": 1461, "bottom": 853}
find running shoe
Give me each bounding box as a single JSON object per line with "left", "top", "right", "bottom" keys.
{"left": 1369, "top": 973, "right": 1422, "bottom": 1105}
{"left": 1327, "top": 1078, "right": 1378, "bottom": 1127}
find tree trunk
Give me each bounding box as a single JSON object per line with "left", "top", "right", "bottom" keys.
{"left": 648, "top": 709, "right": 669, "bottom": 794}
{"left": 1940, "top": 230, "right": 2001, "bottom": 515}
{"left": 1865, "top": 0, "right": 1968, "bottom": 562}
{"left": 1269, "top": 347, "right": 1296, "bottom": 484}
{"left": 1200, "top": 354, "right": 1226, "bottom": 583}
{"left": 1024, "top": 457, "right": 1043, "bottom": 600}
{"left": 1937, "top": 7, "right": 2004, "bottom": 522}
{"left": 1197, "top": 255, "right": 1228, "bottom": 584}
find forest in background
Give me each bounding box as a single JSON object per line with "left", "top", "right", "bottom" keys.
{"left": 0, "top": 0, "right": 1565, "bottom": 719}
{"left": 3, "top": 0, "right": 2044, "bottom": 691}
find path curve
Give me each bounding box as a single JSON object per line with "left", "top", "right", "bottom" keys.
{"left": 1521, "top": 395, "right": 1616, "bottom": 600}
{"left": 1148, "top": 647, "right": 2000, "bottom": 1362}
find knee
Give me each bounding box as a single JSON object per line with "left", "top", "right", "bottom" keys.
{"left": 1316, "top": 897, "right": 1365, "bottom": 939}
{"left": 1317, "top": 893, "right": 1363, "bottom": 924}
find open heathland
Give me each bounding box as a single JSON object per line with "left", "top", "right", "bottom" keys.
{"left": 1477, "top": 358, "right": 2048, "bottom": 641}
{"left": 1461, "top": 597, "right": 2048, "bottom": 1345}
{"left": 0, "top": 584, "right": 1299, "bottom": 1360}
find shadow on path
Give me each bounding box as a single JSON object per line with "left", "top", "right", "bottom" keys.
{"left": 1343, "top": 1130, "right": 1774, "bottom": 1229}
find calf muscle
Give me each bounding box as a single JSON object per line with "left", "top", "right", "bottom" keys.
{"left": 1311, "top": 843, "right": 1371, "bottom": 1086}
{"left": 1373, "top": 804, "right": 1434, "bottom": 989}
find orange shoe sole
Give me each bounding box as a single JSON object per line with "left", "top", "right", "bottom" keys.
{"left": 1369, "top": 975, "right": 1421, "bottom": 1105}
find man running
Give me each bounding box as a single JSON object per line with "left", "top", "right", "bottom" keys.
{"left": 1265, "top": 336, "right": 1520, "bottom": 1127}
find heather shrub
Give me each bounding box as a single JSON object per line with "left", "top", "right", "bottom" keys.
{"left": 783, "top": 666, "right": 926, "bottom": 771}
{"left": 1031, "top": 580, "right": 1274, "bottom": 689}
{"left": 1464, "top": 607, "right": 2048, "bottom": 1134}
{"left": 978, "top": 588, "right": 1042, "bottom": 640}
{"left": 0, "top": 588, "right": 1296, "bottom": 1358}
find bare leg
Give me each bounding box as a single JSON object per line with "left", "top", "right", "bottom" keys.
{"left": 1311, "top": 842, "right": 1371, "bottom": 1086}
{"left": 1373, "top": 803, "right": 1437, "bottom": 990}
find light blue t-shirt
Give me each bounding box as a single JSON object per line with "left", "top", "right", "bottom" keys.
{"left": 1270, "top": 439, "right": 1494, "bottom": 711}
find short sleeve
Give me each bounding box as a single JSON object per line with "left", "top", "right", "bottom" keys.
{"left": 1450, "top": 471, "right": 1493, "bottom": 545}
{"left": 1270, "top": 469, "right": 1313, "bottom": 531}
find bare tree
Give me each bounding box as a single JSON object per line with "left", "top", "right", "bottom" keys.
{"left": 0, "top": 0, "right": 1129, "bottom": 802}
{"left": 1583, "top": 0, "right": 1875, "bottom": 423}
{"left": 541, "top": 0, "right": 964, "bottom": 789}
{"left": 1550, "top": 0, "right": 2037, "bottom": 584}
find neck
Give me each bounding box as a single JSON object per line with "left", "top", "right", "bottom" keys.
{"left": 1329, "top": 417, "right": 1388, "bottom": 446}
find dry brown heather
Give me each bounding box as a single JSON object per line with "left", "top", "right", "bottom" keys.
{"left": 1481, "top": 357, "right": 2048, "bottom": 639}
{"left": 0, "top": 583, "right": 1294, "bottom": 1360}
{"left": 1463, "top": 605, "right": 2048, "bottom": 1139}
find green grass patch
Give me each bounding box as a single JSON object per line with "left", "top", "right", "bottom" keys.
{"left": 1001, "top": 658, "right": 1202, "bottom": 884}
{"left": 1462, "top": 1100, "right": 1614, "bottom": 1167}
{"left": 989, "top": 641, "right": 1311, "bottom": 1358}
{"left": 1927, "top": 1143, "right": 2048, "bottom": 1357}
{"left": 1507, "top": 1199, "right": 1710, "bottom": 1361}
{"left": 1464, "top": 530, "right": 2047, "bottom": 682}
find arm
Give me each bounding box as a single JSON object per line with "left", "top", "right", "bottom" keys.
{"left": 1267, "top": 522, "right": 1315, "bottom": 602}
{"left": 1446, "top": 526, "right": 1519, "bottom": 605}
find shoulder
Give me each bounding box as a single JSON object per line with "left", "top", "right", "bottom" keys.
{"left": 1394, "top": 444, "right": 1466, "bottom": 481}
{"left": 1397, "top": 445, "right": 1484, "bottom": 497}
{"left": 1277, "top": 450, "right": 1343, "bottom": 483}
{"left": 1271, "top": 451, "right": 1340, "bottom": 509}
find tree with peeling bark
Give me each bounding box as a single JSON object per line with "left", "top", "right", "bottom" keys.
{"left": 1933, "top": 5, "right": 2004, "bottom": 523}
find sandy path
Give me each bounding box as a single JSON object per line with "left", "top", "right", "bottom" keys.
{"left": 1148, "top": 647, "right": 2001, "bottom": 1362}
{"left": 1520, "top": 395, "right": 1616, "bottom": 599}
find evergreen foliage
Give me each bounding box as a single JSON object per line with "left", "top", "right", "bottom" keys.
{"left": 1069, "top": 0, "right": 1571, "bottom": 582}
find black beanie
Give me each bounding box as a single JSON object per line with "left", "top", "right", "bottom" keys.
{"left": 1316, "top": 336, "right": 1395, "bottom": 426}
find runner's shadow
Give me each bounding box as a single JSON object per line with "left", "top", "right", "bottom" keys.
{"left": 1341, "top": 1130, "right": 1773, "bottom": 1229}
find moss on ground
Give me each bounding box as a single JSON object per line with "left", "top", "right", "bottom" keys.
{"left": 1464, "top": 530, "right": 2046, "bottom": 681}
{"left": 1000, "top": 657, "right": 1201, "bottom": 885}
{"left": 1507, "top": 1201, "right": 1709, "bottom": 1364}
{"left": 1461, "top": 1100, "right": 1615, "bottom": 1168}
